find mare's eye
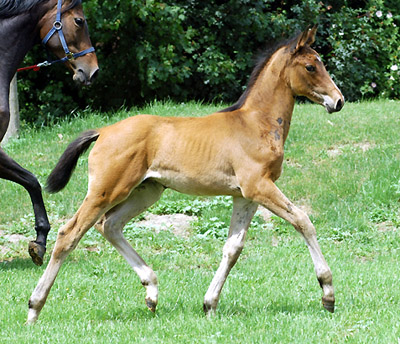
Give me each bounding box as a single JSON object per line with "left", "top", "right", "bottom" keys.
{"left": 306, "top": 65, "right": 316, "bottom": 72}
{"left": 74, "top": 18, "right": 85, "bottom": 26}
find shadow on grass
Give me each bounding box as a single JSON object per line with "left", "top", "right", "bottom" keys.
{"left": 0, "top": 257, "right": 40, "bottom": 271}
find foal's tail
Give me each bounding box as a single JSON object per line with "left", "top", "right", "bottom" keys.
{"left": 46, "top": 130, "right": 100, "bottom": 193}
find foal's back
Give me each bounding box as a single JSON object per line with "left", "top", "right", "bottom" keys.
{"left": 93, "top": 111, "right": 247, "bottom": 197}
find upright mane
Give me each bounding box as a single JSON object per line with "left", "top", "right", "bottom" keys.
{"left": 0, "top": 0, "right": 82, "bottom": 19}
{"left": 219, "top": 32, "right": 302, "bottom": 113}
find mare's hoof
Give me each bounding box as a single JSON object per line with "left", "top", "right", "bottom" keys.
{"left": 145, "top": 298, "right": 157, "bottom": 313}
{"left": 322, "top": 297, "right": 335, "bottom": 313}
{"left": 28, "top": 241, "right": 46, "bottom": 266}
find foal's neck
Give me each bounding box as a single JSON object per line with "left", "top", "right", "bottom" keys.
{"left": 242, "top": 51, "right": 295, "bottom": 144}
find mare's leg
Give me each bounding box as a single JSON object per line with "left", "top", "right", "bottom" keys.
{"left": 95, "top": 180, "right": 165, "bottom": 312}
{"left": 0, "top": 83, "right": 10, "bottom": 141}
{"left": 0, "top": 148, "right": 50, "bottom": 265}
{"left": 242, "top": 178, "right": 335, "bottom": 312}
{"left": 27, "top": 192, "right": 111, "bottom": 324}
{"left": 203, "top": 197, "right": 258, "bottom": 315}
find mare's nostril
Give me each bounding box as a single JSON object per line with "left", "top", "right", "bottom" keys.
{"left": 90, "top": 68, "right": 99, "bottom": 83}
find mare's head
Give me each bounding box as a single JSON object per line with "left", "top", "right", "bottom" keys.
{"left": 280, "top": 26, "right": 344, "bottom": 113}
{"left": 38, "top": 0, "right": 98, "bottom": 85}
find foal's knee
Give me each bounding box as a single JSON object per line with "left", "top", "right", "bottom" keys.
{"left": 292, "top": 209, "right": 316, "bottom": 238}
{"left": 223, "top": 238, "right": 244, "bottom": 266}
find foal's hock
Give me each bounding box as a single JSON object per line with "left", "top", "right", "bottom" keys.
{"left": 27, "top": 26, "right": 344, "bottom": 323}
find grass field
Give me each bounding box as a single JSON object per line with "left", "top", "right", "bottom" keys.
{"left": 1, "top": 100, "right": 400, "bottom": 343}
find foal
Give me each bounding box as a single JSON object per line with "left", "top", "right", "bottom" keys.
{"left": 28, "top": 26, "right": 344, "bottom": 323}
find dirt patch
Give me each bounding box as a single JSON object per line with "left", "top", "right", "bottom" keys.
{"left": 354, "top": 142, "right": 375, "bottom": 152}
{"left": 377, "top": 221, "right": 397, "bottom": 232}
{"left": 137, "top": 214, "right": 197, "bottom": 238}
{"left": 327, "top": 141, "right": 375, "bottom": 157}
{"left": 0, "top": 229, "right": 29, "bottom": 259}
{"left": 0, "top": 229, "right": 29, "bottom": 243}
{"left": 285, "top": 158, "right": 302, "bottom": 168}
{"left": 257, "top": 207, "right": 272, "bottom": 222}
{"left": 327, "top": 147, "right": 342, "bottom": 157}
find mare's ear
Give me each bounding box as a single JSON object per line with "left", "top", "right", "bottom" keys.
{"left": 291, "top": 25, "right": 318, "bottom": 53}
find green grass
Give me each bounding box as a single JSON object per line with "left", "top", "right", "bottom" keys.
{"left": 1, "top": 100, "right": 400, "bottom": 343}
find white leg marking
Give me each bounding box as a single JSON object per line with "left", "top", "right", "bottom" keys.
{"left": 203, "top": 197, "right": 258, "bottom": 315}
{"left": 97, "top": 181, "right": 164, "bottom": 312}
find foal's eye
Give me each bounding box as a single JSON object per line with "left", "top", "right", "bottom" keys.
{"left": 74, "top": 18, "right": 85, "bottom": 26}
{"left": 306, "top": 65, "right": 316, "bottom": 72}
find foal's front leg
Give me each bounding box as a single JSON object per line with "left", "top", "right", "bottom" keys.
{"left": 203, "top": 197, "right": 258, "bottom": 315}
{"left": 244, "top": 178, "right": 335, "bottom": 312}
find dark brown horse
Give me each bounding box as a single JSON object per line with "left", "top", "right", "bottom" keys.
{"left": 28, "top": 26, "right": 343, "bottom": 323}
{"left": 0, "top": 0, "right": 98, "bottom": 265}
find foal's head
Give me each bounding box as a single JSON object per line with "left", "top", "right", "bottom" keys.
{"left": 38, "top": 0, "right": 98, "bottom": 85}
{"left": 282, "top": 26, "right": 344, "bottom": 113}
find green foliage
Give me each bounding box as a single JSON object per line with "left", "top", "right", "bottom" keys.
{"left": 323, "top": 0, "right": 400, "bottom": 100}
{"left": 16, "top": 0, "right": 400, "bottom": 124}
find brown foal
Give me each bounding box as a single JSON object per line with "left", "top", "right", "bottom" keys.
{"left": 27, "top": 26, "right": 344, "bottom": 323}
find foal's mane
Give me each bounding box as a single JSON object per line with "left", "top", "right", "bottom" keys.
{"left": 0, "top": 0, "right": 81, "bottom": 19}
{"left": 219, "top": 32, "right": 301, "bottom": 113}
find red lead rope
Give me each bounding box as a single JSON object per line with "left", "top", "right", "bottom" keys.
{"left": 17, "top": 61, "right": 51, "bottom": 73}
{"left": 17, "top": 65, "right": 41, "bottom": 72}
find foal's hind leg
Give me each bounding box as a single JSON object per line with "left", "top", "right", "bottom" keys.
{"left": 0, "top": 148, "right": 50, "bottom": 265}
{"left": 243, "top": 179, "right": 335, "bottom": 312}
{"left": 203, "top": 197, "right": 258, "bottom": 315}
{"left": 27, "top": 195, "right": 110, "bottom": 324}
{"left": 95, "top": 181, "right": 165, "bottom": 313}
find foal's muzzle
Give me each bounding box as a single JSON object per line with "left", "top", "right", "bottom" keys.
{"left": 322, "top": 92, "right": 345, "bottom": 114}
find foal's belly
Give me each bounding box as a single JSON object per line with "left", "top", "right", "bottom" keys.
{"left": 143, "top": 169, "right": 242, "bottom": 197}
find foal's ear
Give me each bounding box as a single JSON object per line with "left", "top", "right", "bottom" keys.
{"left": 292, "top": 25, "right": 318, "bottom": 53}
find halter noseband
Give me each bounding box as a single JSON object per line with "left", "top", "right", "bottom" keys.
{"left": 41, "top": 0, "right": 95, "bottom": 64}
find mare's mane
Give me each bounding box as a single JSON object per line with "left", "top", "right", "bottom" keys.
{"left": 219, "top": 32, "right": 301, "bottom": 113}
{"left": 0, "top": 0, "right": 82, "bottom": 19}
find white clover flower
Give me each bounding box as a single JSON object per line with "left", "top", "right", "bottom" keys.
{"left": 389, "top": 76, "right": 395, "bottom": 80}
{"left": 376, "top": 10, "right": 383, "bottom": 18}
{"left": 371, "top": 82, "right": 377, "bottom": 88}
{"left": 390, "top": 65, "right": 398, "bottom": 71}
{"left": 387, "top": 12, "right": 393, "bottom": 19}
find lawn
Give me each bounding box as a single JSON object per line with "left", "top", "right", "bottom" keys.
{"left": 1, "top": 100, "right": 400, "bottom": 343}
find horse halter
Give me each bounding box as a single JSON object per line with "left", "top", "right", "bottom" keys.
{"left": 41, "top": 0, "right": 95, "bottom": 65}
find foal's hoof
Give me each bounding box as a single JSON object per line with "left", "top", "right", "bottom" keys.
{"left": 28, "top": 241, "right": 46, "bottom": 266}
{"left": 145, "top": 298, "right": 157, "bottom": 313}
{"left": 322, "top": 297, "right": 335, "bottom": 313}
{"left": 203, "top": 303, "right": 216, "bottom": 317}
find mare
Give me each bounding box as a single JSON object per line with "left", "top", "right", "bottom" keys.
{"left": 27, "top": 26, "right": 344, "bottom": 323}
{"left": 0, "top": 0, "right": 98, "bottom": 265}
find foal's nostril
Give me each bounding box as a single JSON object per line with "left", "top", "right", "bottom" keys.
{"left": 335, "top": 99, "right": 343, "bottom": 111}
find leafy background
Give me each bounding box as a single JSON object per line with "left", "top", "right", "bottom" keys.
{"left": 17, "top": 0, "right": 400, "bottom": 125}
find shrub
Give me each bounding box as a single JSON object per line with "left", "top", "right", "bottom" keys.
{"left": 16, "top": 0, "right": 400, "bottom": 125}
